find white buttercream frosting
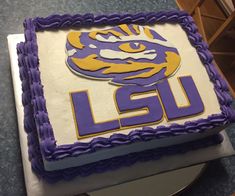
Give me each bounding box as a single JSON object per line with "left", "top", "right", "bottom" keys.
{"left": 89, "top": 44, "right": 97, "bottom": 48}
{"left": 99, "top": 49, "right": 157, "bottom": 60}
{"left": 67, "top": 49, "right": 76, "bottom": 56}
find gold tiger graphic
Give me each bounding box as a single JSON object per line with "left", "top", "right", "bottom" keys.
{"left": 66, "top": 24, "right": 181, "bottom": 86}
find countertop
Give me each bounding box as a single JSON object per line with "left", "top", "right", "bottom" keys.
{"left": 0, "top": 0, "right": 234, "bottom": 195}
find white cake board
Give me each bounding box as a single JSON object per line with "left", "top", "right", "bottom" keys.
{"left": 8, "top": 34, "right": 235, "bottom": 196}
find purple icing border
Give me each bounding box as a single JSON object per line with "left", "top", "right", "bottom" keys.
{"left": 17, "top": 11, "right": 234, "bottom": 182}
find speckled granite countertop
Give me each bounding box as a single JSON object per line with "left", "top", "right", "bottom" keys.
{"left": 0, "top": 0, "right": 234, "bottom": 195}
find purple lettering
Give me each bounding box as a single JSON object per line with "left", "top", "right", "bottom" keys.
{"left": 70, "top": 91, "right": 120, "bottom": 136}
{"left": 115, "top": 86, "right": 163, "bottom": 127}
{"left": 70, "top": 76, "right": 204, "bottom": 137}
{"left": 157, "top": 76, "right": 204, "bottom": 120}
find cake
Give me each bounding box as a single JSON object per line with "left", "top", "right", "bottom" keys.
{"left": 17, "top": 11, "right": 235, "bottom": 182}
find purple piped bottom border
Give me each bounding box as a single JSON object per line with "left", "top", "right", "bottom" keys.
{"left": 29, "top": 123, "right": 223, "bottom": 183}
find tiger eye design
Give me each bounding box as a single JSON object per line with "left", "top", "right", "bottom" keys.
{"left": 119, "top": 43, "right": 146, "bottom": 53}
{"left": 66, "top": 24, "right": 181, "bottom": 86}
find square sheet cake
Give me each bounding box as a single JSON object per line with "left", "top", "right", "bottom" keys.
{"left": 17, "top": 11, "right": 235, "bottom": 182}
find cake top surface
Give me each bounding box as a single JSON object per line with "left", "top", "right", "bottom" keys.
{"left": 37, "top": 23, "right": 220, "bottom": 144}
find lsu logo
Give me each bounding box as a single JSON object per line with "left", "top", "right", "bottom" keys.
{"left": 66, "top": 24, "right": 204, "bottom": 138}
{"left": 66, "top": 24, "right": 181, "bottom": 86}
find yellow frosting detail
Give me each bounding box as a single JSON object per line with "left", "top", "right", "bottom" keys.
{"left": 67, "top": 31, "right": 84, "bottom": 49}
{"left": 133, "top": 25, "right": 140, "bottom": 34}
{"left": 71, "top": 51, "right": 180, "bottom": 80}
{"left": 125, "top": 52, "right": 180, "bottom": 80}
{"left": 144, "top": 27, "right": 154, "bottom": 39}
{"left": 119, "top": 24, "right": 134, "bottom": 35}
{"left": 89, "top": 30, "right": 123, "bottom": 40}
{"left": 118, "top": 43, "right": 146, "bottom": 53}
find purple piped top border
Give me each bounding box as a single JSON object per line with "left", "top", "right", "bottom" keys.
{"left": 19, "top": 11, "right": 235, "bottom": 163}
